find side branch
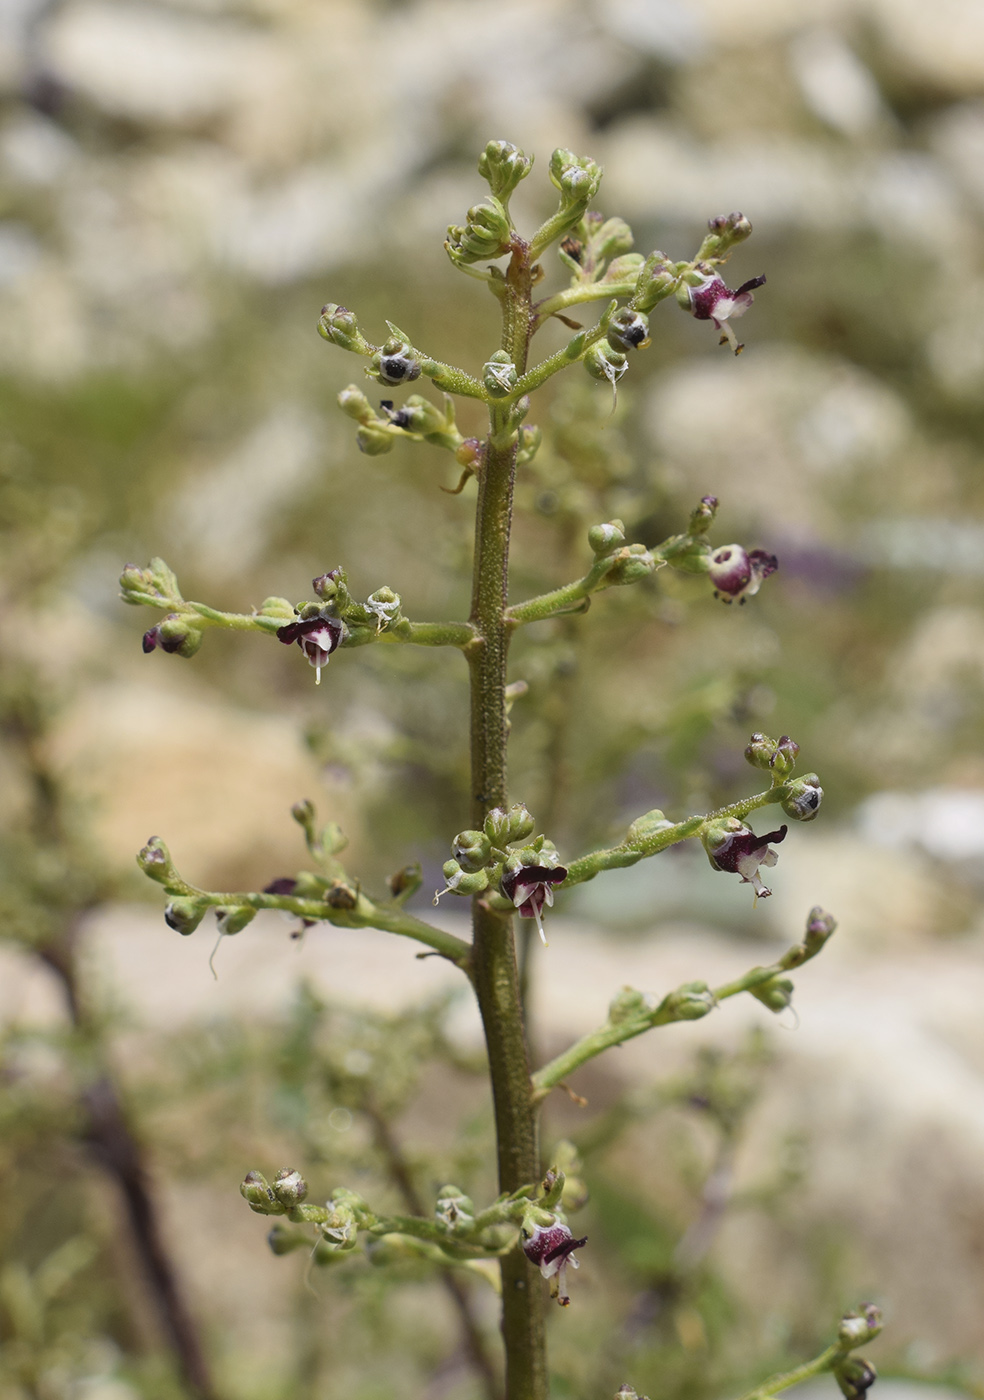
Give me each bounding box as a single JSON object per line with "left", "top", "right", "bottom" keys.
{"left": 531, "top": 908, "right": 836, "bottom": 1102}
{"left": 561, "top": 782, "right": 798, "bottom": 889}
{"left": 138, "top": 838, "right": 473, "bottom": 973}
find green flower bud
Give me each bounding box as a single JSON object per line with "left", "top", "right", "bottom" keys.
{"left": 241, "top": 1171, "right": 285, "bottom": 1215}
{"left": 215, "top": 906, "right": 256, "bottom": 935}
{"left": 153, "top": 614, "right": 202, "bottom": 659}
{"left": 548, "top": 148, "right": 602, "bottom": 205}
{"left": 257, "top": 596, "right": 295, "bottom": 621}
{"left": 484, "top": 803, "right": 536, "bottom": 846}
{"left": 325, "top": 880, "right": 359, "bottom": 910}
{"left": 483, "top": 350, "right": 518, "bottom": 398}
{"left": 782, "top": 773, "right": 823, "bottom": 821}
{"left": 355, "top": 422, "right": 395, "bottom": 455}
{"left": 688, "top": 495, "right": 718, "bottom": 533}
{"left": 607, "top": 308, "right": 650, "bottom": 353}
{"left": 436, "top": 860, "right": 489, "bottom": 898}
{"left": 593, "top": 217, "right": 634, "bottom": 261}
{"left": 584, "top": 341, "right": 627, "bottom": 388}
{"left": 163, "top": 897, "right": 208, "bottom": 936}
{"left": 805, "top": 906, "right": 837, "bottom": 954}
{"left": 837, "top": 1304, "right": 882, "bottom": 1346}
{"left": 606, "top": 544, "right": 657, "bottom": 586}
{"left": 319, "top": 304, "right": 373, "bottom": 354}
{"left": 772, "top": 735, "right": 800, "bottom": 774}
{"left": 370, "top": 337, "right": 421, "bottom": 388}
{"left": 626, "top": 809, "right": 672, "bottom": 846}
{"left": 267, "top": 1224, "right": 306, "bottom": 1256}
{"left": 337, "top": 385, "right": 375, "bottom": 424}
{"left": 272, "top": 1169, "right": 308, "bottom": 1209}
{"left": 321, "top": 1202, "right": 359, "bottom": 1251}
{"left": 632, "top": 253, "right": 677, "bottom": 312}
{"left": 137, "top": 836, "right": 175, "bottom": 885}
{"left": 452, "top": 830, "right": 492, "bottom": 872}
{"left": 609, "top": 986, "right": 656, "bottom": 1023}
{"left": 750, "top": 976, "right": 795, "bottom": 1013}
{"left": 588, "top": 520, "right": 626, "bottom": 554}
{"left": 435, "top": 1185, "right": 475, "bottom": 1232}
{"left": 385, "top": 394, "right": 446, "bottom": 436}
{"left": 516, "top": 424, "right": 542, "bottom": 466}
{"left": 388, "top": 863, "right": 422, "bottom": 899}
{"left": 834, "top": 1358, "right": 877, "bottom": 1400}
{"left": 696, "top": 211, "right": 754, "bottom": 262}
{"left": 478, "top": 140, "right": 533, "bottom": 200}
{"left": 660, "top": 981, "right": 715, "bottom": 1021}
{"left": 744, "top": 732, "right": 776, "bottom": 770}
{"left": 446, "top": 196, "right": 512, "bottom": 264}
{"left": 602, "top": 252, "right": 644, "bottom": 284}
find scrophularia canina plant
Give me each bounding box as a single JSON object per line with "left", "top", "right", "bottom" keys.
{"left": 121, "top": 141, "right": 882, "bottom": 1400}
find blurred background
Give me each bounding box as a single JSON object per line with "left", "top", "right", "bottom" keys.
{"left": 3, "top": 0, "right": 984, "bottom": 1397}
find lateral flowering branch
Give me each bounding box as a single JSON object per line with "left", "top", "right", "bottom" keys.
{"left": 616, "top": 1304, "right": 882, "bottom": 1400}
{"left": 531, "top": 906, "right": 838, "bottom": 1103}
{"left": 135, "top": 803, "right": 471, "bottom": 973}
{"left": 120, "top": 559, "right": 475, "bottom": 676}
{"left": 240, "top": 1160, "right": 588, "bottom": 1305}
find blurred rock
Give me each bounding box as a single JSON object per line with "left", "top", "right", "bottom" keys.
{"left": 49, "top": 672, "right": 357, "bottom": 889}
{"left": 645, "top": 344, "right": 910, "bottom": 535}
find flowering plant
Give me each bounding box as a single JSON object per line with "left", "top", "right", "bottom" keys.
{"left": 121, "top": 141, "right": 879, "bottom": 1400}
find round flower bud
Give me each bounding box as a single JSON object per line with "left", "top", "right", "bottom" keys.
{"left": 355, "top": 423, "right": 395, "bottom": 455}
{"left": 484, "top": 803, "right": 536, "bottom": 847}
{"left": 782, "top": 773, "right": 823, "bottom": 821}
{"left": 373, "top": 338, "right": 421, "bottom": 387}
{"left": 325, "top": 880, "right": 359, "bottom": 910}
{"left": 626, "top": 809, "right": 673, "bottom": 846}
{"left": 750, "top": 976, "right": 794, "bottom": 1013}
{"left": 607, "top": 308, "right": 650, "bottom": 353}
{"left": 483, "top": 351, "right": 518, "bottom": 398}
{"left": 588, "top": 520, "right": 626, "bottom": 554}
{"left": 438, "top": 860, "right": 490, "bottom": 897}
{"left": 584, "top": 342, "right": 627, "bottom": 386}
{"left": 835, "top": 1358, "right": 877, "bottom": 1400}
{"left": 452, "top": 830, "right": 492, "bottom": 872}
{"left": 435, "top": 1185, "right": 475, "bottom": 1232}
{"left": 241, "top": 1171, "right": 284, "bottom": 1215}
{"left": 336, "top": 385, "right": 374, "bottom": 423}
{"left": 772, "top": 734, "right": 800, "bottom": 773}
{"left": 744, "top": 732, "right": 776, "bottom": 770}
{"left": 477, "top": 140, "right": 533, "bottom": 200}
{"left": 272, "top": 1169, "right": 308, "bottom": 1209}
{"left": 804, "top": 906, "right": 837, "bottom": 953}
{"left": 388, "top": 863, "right": 422, "bottom": 898}
{"left": 215, "top": 906, "right": 257, "bottom": 935}
{"left": 163, "top": 897, "right": 208, "bottom": 936}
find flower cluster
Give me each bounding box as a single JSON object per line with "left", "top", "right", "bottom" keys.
{"left": 433, "top": 803, "right": 567, "bottom": 945}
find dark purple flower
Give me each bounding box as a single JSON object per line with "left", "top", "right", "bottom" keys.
{"left": 277, "top": 614, "right": 344, "bottom": 683}
{"left": 142, "top": 621, "right": 184, "bottom": 654}
{"left": 708, "top": 545, "right": 778, "bottom": 604}
{"left": 522, "top": 1222, "right": 588, "bottom": 1307}
{"left": 501, "top": 863, "right": 568, "bottom": 946}
{"left": 703, "top": 820, "right": 788, "bottom": 900}
{"left": 686, "top": 272, "right": 766, "bottom": 354}
{"left": 263, "top": 877, "right": 298, "bottom": 896}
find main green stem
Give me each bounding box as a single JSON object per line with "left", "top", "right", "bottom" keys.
{"left": 468, "top": 239, "right": 547, "bottom": 1400}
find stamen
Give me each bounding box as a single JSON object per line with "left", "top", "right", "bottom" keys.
{"left": 315, "top": 662, "right": 322, "bottom": 685}
{"left": 533, "top": 903, "right": 549, "bottom": 947}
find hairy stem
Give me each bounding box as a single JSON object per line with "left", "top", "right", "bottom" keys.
{"left": 468, "top": 239, "right": 546, "bottom": 1400}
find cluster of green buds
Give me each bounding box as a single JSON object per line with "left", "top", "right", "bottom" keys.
{"left": 745, "top": 731, "right": 824, "bottom": 820}
{"left": 337, "top": 384, "right": 464, "bottom": 458}
{"left": 834, "top": 1305, "right": 882, "bottom": 1399}
{"left": 433, "top": 804, "right": 567, "bottom": 945}
{"left": 243, "top": 1172, "right": 365, "bottom": 1264}
{"left": 273, "top": 567, "right": 411, "bottom": 679}
{"left": 587, "top": 518, "right": 660, "bottom": 588}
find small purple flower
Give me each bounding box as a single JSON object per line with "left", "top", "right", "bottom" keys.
{"left": 686, "top": 271, "right": 766, "bottom": 354}
{"left": 708, "top": 545, "right": 778, "bottom": 604}
{"left": 704, "top": 820, "right": 788, "bottom": 900}
{"left": 501, "top": 863, "right": 568, "bottom": 946}
{"left": 142, "top": 620, "right": 183, "bottom": 654}
{"left": 276, "top": 614, "right": 343, "bottom": 684}
{"left": 522, "top": 1222, "right": 588, "bottom": 1307}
